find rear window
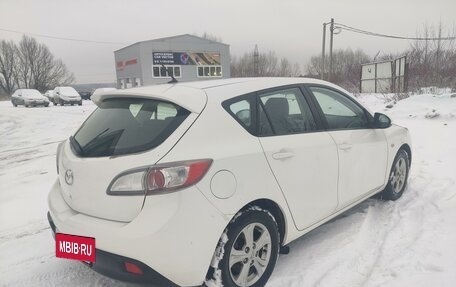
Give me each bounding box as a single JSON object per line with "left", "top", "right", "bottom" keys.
{"left": 23, "top": 90, "right": 42, "bottom": 97}
{"left": 71, "top": 98, "right": 190, "bottom": 157}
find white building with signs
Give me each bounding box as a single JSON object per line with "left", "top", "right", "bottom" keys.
{"left": 114, "top": 34, "right": 230, "bottom": 88}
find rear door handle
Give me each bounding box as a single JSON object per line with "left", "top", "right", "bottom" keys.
{"left": 272, "top": 151, "right": 294, "bottom": 160}
{"left": 339, "top": 143, "right": 353, "bottom": 151}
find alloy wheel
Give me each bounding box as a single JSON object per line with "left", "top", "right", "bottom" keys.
{"left": 228, "top": 223, "right": 272, "bottom": 287}
{"left": 390, "top": 157, "right": 407, "bottom": 193}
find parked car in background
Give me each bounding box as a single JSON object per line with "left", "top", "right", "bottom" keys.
{"left": 78, "top": 90, "right": 92, "bottom": 100}
{"left": 11, "top": 89, "right": 49, "bottom": 107}
{"left": 44, "top": 90, "right": 55, "bottom": 101}
{"left": 53, "top": 86, "right": 82, "bottom": 106}
{"left": 90, "top": 87, "right": 116, "bottom": 99}
{"left": 47, "top": 78, "right": 412, "bottom": 287}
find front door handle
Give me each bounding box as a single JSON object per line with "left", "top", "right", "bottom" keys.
{"left": 272, "top": 151, "right": 294, "bottom": 160}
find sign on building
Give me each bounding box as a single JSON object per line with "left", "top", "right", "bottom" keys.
{"left": 152, "top": 52, "right": 221, "bottom": 66}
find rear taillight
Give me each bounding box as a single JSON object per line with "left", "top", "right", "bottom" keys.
{"left": 107, "top": 159, "right": 212, "bottom": 196}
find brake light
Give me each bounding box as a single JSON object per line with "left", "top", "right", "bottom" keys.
{"left": 107, "top": 159, "right": 212, "bottom": 195}
{"left": 145, "top": 159, "right": 212, "bottom": 193}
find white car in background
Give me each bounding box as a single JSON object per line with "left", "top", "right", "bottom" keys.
{"left": 48, "top": 78, "right": 411, "bottom": 287}
{"left": 11, "top": 89, "right": 49, "bottom": 107}
{"left": 53, "top": 86, "right": 82, "bottom": 106}
{"left": 44, "top": 90, "right": 55, "bottom": 101}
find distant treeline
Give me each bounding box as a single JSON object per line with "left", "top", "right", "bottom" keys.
{"left": 229, "top": 23, "right": 456, "bottom": 93}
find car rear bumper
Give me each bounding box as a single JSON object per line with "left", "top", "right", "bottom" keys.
{"left": 25, "top": 100, "right": 49, "bottom": 105}
{"left": 47, "top": 212, "right": 181, "bottom": 286}
{"left": 61, "top": 98, "right": 81, "bottom": 103}
{"left": 47, "top": 179, "right": 229, "bottom": 286}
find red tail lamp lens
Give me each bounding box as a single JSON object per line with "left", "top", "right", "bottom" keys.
{"left": 147, "top": 170, "right": 165, "bottom": 189}
{"left": 185, "top": 160, "right": 212, "bottom": 185}
{"left": 145, "top": 159, "right": 212, "bottom": 193}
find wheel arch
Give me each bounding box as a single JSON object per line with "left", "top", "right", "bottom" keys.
{"left": 399, "top": 143, "right": 412, "bottom": 165}
{"left": 237, "top": 198, "right": 287, "bottom": 245}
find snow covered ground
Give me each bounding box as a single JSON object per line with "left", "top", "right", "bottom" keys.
{"left": 0, "top": 93, "right": 455, "bottom": 286}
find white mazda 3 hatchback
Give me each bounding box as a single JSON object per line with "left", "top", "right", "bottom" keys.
{"left": 48, "top": 78, "right": 411, "bottom": 287}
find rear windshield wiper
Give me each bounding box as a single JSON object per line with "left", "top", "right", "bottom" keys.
{"left": 80, "top": 128, "right": 111, "bottom": 154}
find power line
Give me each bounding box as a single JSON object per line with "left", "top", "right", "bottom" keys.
{"left": 335, "top": 23, "right": 456, "bottom": 41}
{"left": 0, "top": 27, "right": 130, "bottom": 45}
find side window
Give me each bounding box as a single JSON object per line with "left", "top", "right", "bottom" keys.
{"left": 229, "top": 99, "right": 252, "bottom": 128}
{"left": 310, "top": 87, "right": 369, "bottom": 130}
{"left": 259, "top": 88, "right": 317, "bottom": 136}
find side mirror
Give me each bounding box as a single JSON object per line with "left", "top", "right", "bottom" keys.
{"left": 373, "top": 112, "right": 392, "bottom": 129}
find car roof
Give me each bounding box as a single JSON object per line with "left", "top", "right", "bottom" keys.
{"left": 15, "top": 89, "right": 40, "bottom": 93}
{"left": 92, "top": 78, "right": 354, "bottom": 113}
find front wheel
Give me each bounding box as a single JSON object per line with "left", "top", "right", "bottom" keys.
{"left": 379, "top": 149, "right": 410, "bottom": 200}
{"left": 211, "top": 207, "right": 279, "bottom": 287}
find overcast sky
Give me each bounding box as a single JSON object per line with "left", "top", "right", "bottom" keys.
{"left": 1, "top": 0, "right": 455, "bottom": 84}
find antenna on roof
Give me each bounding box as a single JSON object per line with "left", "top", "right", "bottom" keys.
{"left": 161, "top": 64, "right": 178, "bottom": 84}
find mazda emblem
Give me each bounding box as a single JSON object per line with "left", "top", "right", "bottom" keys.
{"left": 65, "top": 169, "right": 74, "bottom": 185}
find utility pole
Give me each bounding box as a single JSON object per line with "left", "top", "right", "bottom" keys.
{"left": 321, "top": 23, "right": 326, "bottom": 80}
{"left": 329, "top": 18, "right": 334, "bottom": 82}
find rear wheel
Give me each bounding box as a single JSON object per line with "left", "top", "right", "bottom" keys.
{"left": 379, "top": 149, "right": 410, "bottom": 200}
{"left": 59, "top": 99, "right": 64, "bottom": 106}
{"left": 210, "top": 207, "right": 279, "bottom": 287}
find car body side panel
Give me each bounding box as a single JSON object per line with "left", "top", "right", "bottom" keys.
{"left": 329, "top": 129, "right": 388, "bottom": 208}
{"left": 383, "top": 124, "right": 412, "bottom": 179}
{"left": 259, "top": 132, "right": 339, "bottom": 231}
{"left": 157, "top": 91, "right": 299, "bottom": 244}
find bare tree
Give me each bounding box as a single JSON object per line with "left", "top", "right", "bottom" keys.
{"left": 15, "top": 36, "right": 74, "bottom": 91}
{"left": 0, "top": 40, "right": 19, "bottom": 95}
{"left": 200, "top": 32, "right": 223, "bottom": 43}
{"left": 231, "top": 49, "right": 301, "bottom": 77}
{"left": 407, "top": 22, "right": 456, "bottom": 90}
{"left": 307, "top": 48, "right": 370, "bottom": 92}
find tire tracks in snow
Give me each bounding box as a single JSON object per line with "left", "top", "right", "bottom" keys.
{"left": 313, "top": 201, "right": 401, "bottom": 287}
{"left": 313, "top": 167, "right": 445, "bottom": 287}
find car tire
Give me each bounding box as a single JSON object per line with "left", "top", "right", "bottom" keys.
{"left": 45, "top": 103, "right": 49, "bottom": 107}
{"left": 13, "top": 103, "right": 17, "bottom": 107}
{"left": 379, "top": 149, "right": 410, "bottom": 201}
{"left": 78, "top": 101, "right": 82, "bottom": 106}
{"left": 210, "top": 207, "right": 279, "bottom": 287}
{"left": 59, "top": 99, "right": 64, "bottom": 106}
